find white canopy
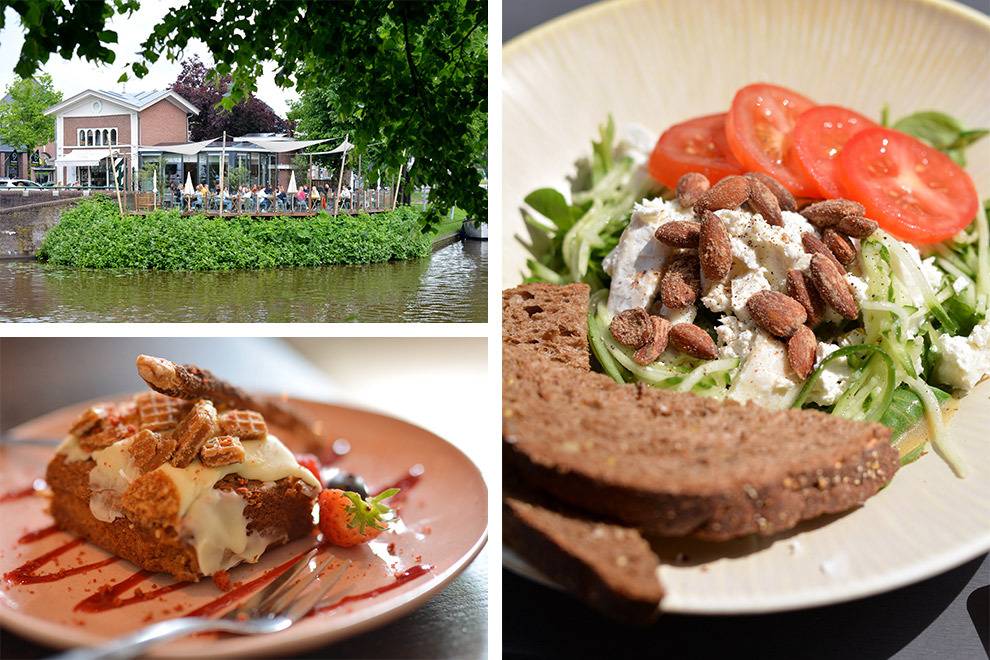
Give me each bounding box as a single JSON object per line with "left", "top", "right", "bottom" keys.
{"left": 328, "top": 139, "right": 353, "bottom": 153}
{"left": 146, "top": 138, "right": 218, "bottom": 156}
{"left": 243, "top": 137, "right": 331, "bottom": 153}
{"left": 53, "top": 149, "right": 113, "bottom": 167}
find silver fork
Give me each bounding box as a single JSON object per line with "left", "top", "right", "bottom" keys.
{"left": 53, "top": 549, "right": 350, "bottom": 660}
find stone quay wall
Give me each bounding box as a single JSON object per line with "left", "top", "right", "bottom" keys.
{"left": 0, "top": 191, "right": 97, "bottom": 258}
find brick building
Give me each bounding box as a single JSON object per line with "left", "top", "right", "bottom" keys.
{"left": 44, "top": 89, "right": 199, "bottom": 187}
{"left": 44, "top": 89, "right": 310, "bottom": 191}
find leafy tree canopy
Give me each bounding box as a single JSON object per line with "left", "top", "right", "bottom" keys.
{"left": 169, "top": 56, "right": 295, "bottom": 141}
{"left": 0, "top": 73, "right": 63, "bottom": 158}
{"left": 4, "top": 0, "right": 487, "bottom": 228}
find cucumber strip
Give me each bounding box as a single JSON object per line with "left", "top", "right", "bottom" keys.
{"left": 882, "top": 233, "right": 959, "bottom": 334}
{"left": 675, "top": 358, "right": 739, "bottom": 394}
{"left": 880, "top": 385, "right": 951, "bottom": 440}
{"left": 904, "top": 375, "right": 967, "bottom": 478}
{"left": 791, "top": 345, "right": 896, "bottom": 422}
{"left": 587, "top": 293, "right": 627, "bottom": 383}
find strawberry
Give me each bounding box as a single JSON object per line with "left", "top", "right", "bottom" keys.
{"left": 318, "top": 488, "right": 400, "bottom": 547}
{"left": 294, "top": 453, "right": 323, "bottom": 485}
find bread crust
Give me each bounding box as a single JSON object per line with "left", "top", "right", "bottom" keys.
{"left": 503, "top": 343, "right": 898, "bottom": 541}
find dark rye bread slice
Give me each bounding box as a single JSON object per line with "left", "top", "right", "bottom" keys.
{"left": 503, "top": 476, "right": 663, "bottom": 624}
{"left": 502, "top": 282, "right": 591, "bottom": 370}
{"left": 503, "top": 343, "right": 899, "bottom": 541}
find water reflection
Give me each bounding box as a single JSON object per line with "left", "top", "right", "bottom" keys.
{"left": 0, "top": 240, "right": 487, "bottom": 323}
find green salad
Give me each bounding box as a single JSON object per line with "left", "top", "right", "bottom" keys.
{"left": 520, "top": 112, "right": 989, "bottom": 478}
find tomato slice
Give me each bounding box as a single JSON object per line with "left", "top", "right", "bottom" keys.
{"left": 840, "top": 127, "right": 979, "bottom": 244}
{"left": 793, "top": 105, "right": 878, "bottom": 199}
{"left": 725, "top": 84, "right": 820, "bottom": 197}
{"left": 648, "top": 113, "right": 743, "bottom": 189}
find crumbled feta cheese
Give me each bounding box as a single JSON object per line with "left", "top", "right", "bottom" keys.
{"left": 935, "top": 319, "right": 990, "bottom": 391}
{"left": 604, "top": 198, "right": 679, "bottom": 314}
{"left": 726, "top": 330, "right": 801, "bottom": 408}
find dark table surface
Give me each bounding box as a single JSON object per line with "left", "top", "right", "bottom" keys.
{"left": 0, "top": 338, "right": 488, "bottom": 659}
{"left": 502, "top": 1, "right": 989, "bottom": 658}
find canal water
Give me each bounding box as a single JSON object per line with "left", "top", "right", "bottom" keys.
{"left": 0, "top": 240, "right": 487, "bottom": 323}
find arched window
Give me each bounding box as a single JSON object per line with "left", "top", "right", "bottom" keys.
{"left": 103, "top": 130, "right": 109, "bottom": 145}
{"left": 87, "top": 130, "right": 94, "bottom": 146}
{"left": 78, "top": 129, "right": 84, "bottom": 145}
{"left": 111, "top": 129, "right": 117, "bottom": 145}
{"left": 95, "top": 131, "right": 102, "bottom": 146}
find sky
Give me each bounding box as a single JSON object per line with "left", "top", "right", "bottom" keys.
{"left": 0, "top": 1, "right": 298, "bottom": 117}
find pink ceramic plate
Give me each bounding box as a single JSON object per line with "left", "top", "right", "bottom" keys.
{"left": 0, "top": 398, "right": 488, "bottom": 658}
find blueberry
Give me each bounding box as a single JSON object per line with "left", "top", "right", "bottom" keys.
{"left": 320, "top": 467, "right": 368, "bottom": 498}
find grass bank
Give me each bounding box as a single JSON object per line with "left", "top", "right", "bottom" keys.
{"left": 38, "top": 196, "right": 439, "bottom": 270}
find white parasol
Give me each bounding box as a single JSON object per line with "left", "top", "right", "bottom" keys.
{"left": 152, "top": 170, "right": 157, "bottom": 210}
{"left": 287, "top": 171, "right": 297, "bottom": 194}
{"left": 183, "top": 172, "right": 194, "bottom": 194}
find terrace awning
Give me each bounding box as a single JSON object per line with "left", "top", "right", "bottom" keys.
{"left": 242, "top": 137, "right": 332, "bottom": 152}
{"left": 142, "top": 138, "right": 218, "bottom": 155}
{"left": 53, "top": 149, "right": 113, "bottom": 167}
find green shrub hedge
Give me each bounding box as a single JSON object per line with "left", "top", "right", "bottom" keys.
{"left": 37, "top": 196, "right": 434, "bottom": 270}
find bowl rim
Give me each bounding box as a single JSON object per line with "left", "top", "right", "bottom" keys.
{"left": 504, "top": 0, "right": 990, "bottom": 56}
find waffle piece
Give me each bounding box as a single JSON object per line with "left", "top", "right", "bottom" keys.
{"left": 79, "top": 423, "right": 133, "bottom": 452}
{"left": 218, "top": 410, "right": 268, "bottom": 441}
{"left": 170, "top": 400, "right": 219, "bottom": 468}
{"left": 136, "top": 392, "right": 192, "bottom": 433}
{"left": 201, "top": 436, "right": 246, "bottom": 467}
{"left": 128, "top": 429, "right": 177, "bottom": 473}
{"left": 121, "top": 471, "right": 181, "bottom": 525}
{"left": 69, "top": 405, "right": 109, "bottom": 437}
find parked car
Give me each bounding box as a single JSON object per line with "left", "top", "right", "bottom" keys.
{"left": 0, "top": 178, "right": 44, "bottom": 188}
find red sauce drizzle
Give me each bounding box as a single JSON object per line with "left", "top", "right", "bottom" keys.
{"left": 1, "top": 483, "right": 43, "bottom": 502}
{"left": 4, "top": 539, "right": 119, "bottom": 585}
{"left": 185, "top": 545, "right": 320, "bottom": 619}
{"left": 75, "top": 570, "right": 191, "bottom": 613}
{"left": 378, "top": 465, "right": 423, "bottom": 504}
{"left": 314, "top": 564, "right": 434, "bottom": 614}
{"left": 17, "top": 524, "right": 60, "bottom": 545}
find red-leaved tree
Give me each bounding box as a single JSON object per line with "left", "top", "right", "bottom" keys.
{"left": 169, "top": 56, "right": 295, "bottom": 140}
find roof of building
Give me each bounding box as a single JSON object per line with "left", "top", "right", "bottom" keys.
{"left": 44, "top": 89, "right": 199, "bottom": 116}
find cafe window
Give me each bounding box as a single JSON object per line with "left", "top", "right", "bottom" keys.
{"left": 87, "top": 130, "right": 94, "bottom": 146}
{"left": 78, "top": 129, "right": 85, "bottom": 145}
{"left": 110, "top": 128, "right": 117, "bottom": 145}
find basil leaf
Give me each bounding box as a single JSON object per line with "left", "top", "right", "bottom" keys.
{"left": 524, "top": 188, "right": 575, "bottom": 231}
{"left": 893, "top": 111, "right": 963, "bottom": 150}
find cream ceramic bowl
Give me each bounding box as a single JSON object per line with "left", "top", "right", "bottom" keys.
{"left": 502, "top": 0, "right": 990, "bottom": 614}
{"left": 503, "top": 0, "right": 990, "bottom": 287}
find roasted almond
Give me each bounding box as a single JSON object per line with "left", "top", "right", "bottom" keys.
{"left": 801, "top": 231, "right": 844, "bottom": 271}
{"left": 610, "top": 307, "right": 652, "bottom": 348}
{"left": 670, "top": 323, "right": 718, "bottom": 360}
{"left": 698, "top": 210, "right": 732, "bottom": 280}
{"left": 745, "top": 177, "right": 784, "bottom": 226}
{"left": 809, "top": 253, "right": 859, "bottom": 319}
{"left": 693, "top": 175, "right": 749, "bottom": 214}
{"left": 660, "top": 253, "right": 701, "bottom": 309}
{"left": 745, "top": 290, "right": 807, "bottom": 338}
{"left": 801, "top": 199, "right": 866, "bottom": 229}
{"left": 655, "top": 220, "right": 700, "bottom": 248}
{"left": 787, "top": 325, "right": 817, "bottom": 380}
{"left": 676, "top": 172, "right": 710, "bottom": 208}
{"left": 744, "top": 171, "right": 797, "bottom": 212}
{"left": 634, "top": 316, "right": 672, "bottom": 365}
{"left": 823, "top": 227, "right": 857, "bottom": 265}
{"left": 836, "top": 215, "right": 879, "bottom": 239}
{"left": 786, "top": 269, "right": 826, "bottom": 325}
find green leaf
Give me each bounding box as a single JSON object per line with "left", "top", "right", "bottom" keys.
{"left": 524, "top": 188, "right": 574, "bottom": 231}
{"left": 893, "top": 111, "right": 963, "bottom": 149}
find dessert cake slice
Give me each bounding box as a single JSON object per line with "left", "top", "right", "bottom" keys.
{"left": 45, "top": 361, "right": 321, "bottom": 582}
